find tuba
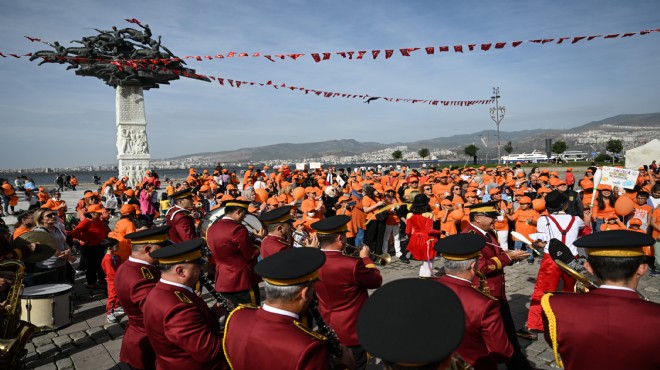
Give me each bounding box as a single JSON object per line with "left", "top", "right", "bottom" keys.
{"left": 554, "top": 260, "right": 599, "bottom": 293}
{"left": 0, "top": 260, "right": 39, "bottom": 368}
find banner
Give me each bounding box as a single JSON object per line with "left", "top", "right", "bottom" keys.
{"left": 600, "top": 166, "right": 639, "bottom": 189}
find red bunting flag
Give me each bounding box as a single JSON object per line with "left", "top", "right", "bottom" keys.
{"left": 323, "top": 53, "right": 331, "bottom": 60}
{"left": 357, "top": 51, "right": 366, "bottom": 59}
{"left": 372, "top": 50, "right": 380, "bottom": 59}
{"left": 288, "top": 54, "right": 304, "bottom": 60}
{"left": 125, "top": 18, "right": 141, "bottom": 25}
{"left": 468, "top": 44, "right": 476, "bottom": 51}
{"left": 239, "top": 53, "right": 248, "bottom": 57}
{"left": 495, "top": 42, "right": 506, "bottom": 49}
{"left": 400, "top": 48, "right": 411, "bottom": 56}
{"left": 337, "top": 52, "right": 347, "bottom": 58}
{"left": 481, "top": 43, "right": 492, "bottom": 51}
{"left": 512, "top": 41, "right": 523, "bottom": 47}
{"left": 215, "top": 54, "right": 224, "bottom": 59}
{"left": 556, "top": 37, "right": 570, "bottom": 44}
{"left": 227, "top": 52, "right": 236, "bottom": 58}
{"left": 439, "top": 46, "right": 449, "bottom": 52}
{"left": 236, "top": 81, "right": 242, "bottom": 88}
{"left": 587, "top": 35, "right": 601, "bottom": 41}
{"left": 572, "top": 36, "right": 585, "bottom": 44}
{"left": 228, "top": 79, "right": 234, "bottom": 87}
{"left": 264, "top": 55, "right": 275, "bottom": 62}
{"left": 453, "top": 45, "right": 463, "bottom": 53}
{"left": 252, "top": 53, "right": 260, "bottom": 57}
{"left": 425, "top": 47, "right": 434, "bottom": 54}
{"left": 622, "top": 33, "right": 635, "bottom": 37}
{"left": 311, "top": 53, "right": 321, "bottom": 62}
{"left": 347, "top": 51, "right": 354, "bottom": 59}
{"left": 385, "top": 50, "right": 393, "bottom": 59}
{"left": 274, "top": 54, "right": 285, "bottom": 59}
{"left": 604, "top": 34, "right": 619, "bottom": 38}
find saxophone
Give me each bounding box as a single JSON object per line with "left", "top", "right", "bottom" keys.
{"left": 0, "top": 260, "right": 38, "bottom": 368}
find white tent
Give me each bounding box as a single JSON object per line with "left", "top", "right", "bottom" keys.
{"left": 625, "top": 139, "right": 660, "bottom": 169}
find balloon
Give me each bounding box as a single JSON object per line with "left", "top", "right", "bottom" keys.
{"left": 450, "top": 209, "right": 464, "bottom": 221}
{"left": 614, "top": 196, "right": 634, "bottom": 216}
{"left": 255, "top": 188, "right": 269, "bottom": 204}
{"left": 532, "top": 198, "right": 546, "bottom": 212}
{"left": 292, "top": 187, "right": 306, "bottom": 201}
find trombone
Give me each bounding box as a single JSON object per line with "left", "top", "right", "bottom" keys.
{"left": 342, "top": 244, "right": 392, "bottom": 266}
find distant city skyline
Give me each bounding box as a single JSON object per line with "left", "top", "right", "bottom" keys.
{"left": 1, "top": 1, "right": 659, "bottom": 168}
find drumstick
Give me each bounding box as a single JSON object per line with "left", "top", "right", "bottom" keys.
{"left": 510, "top": 231, "right": 542, "bottom": 256}
{"left": 589, "top": 168, "right": 603, "bottom": 209}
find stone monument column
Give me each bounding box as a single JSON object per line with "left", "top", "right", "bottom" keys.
{"left": 116, "top": 85, "right": 150, "bottom": 188}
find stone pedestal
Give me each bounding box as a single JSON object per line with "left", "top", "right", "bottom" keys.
{"left": 116, "top": 86, "right": 150, "bottom": 188}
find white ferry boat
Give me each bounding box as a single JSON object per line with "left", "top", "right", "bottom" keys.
{"left": 500, "top": 150, "right": 549, "bottom": 163}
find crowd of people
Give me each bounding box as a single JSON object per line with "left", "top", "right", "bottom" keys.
{"left": 0, "top": 160, "right": 659, "bottom": 369}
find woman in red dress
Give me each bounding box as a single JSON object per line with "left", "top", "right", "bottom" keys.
{"left": 406, "top": 194, "right": 441, "bottom": 277}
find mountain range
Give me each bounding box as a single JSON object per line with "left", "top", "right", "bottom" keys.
{"left": 155, "top": 112, "right": 660, "bottom": 165}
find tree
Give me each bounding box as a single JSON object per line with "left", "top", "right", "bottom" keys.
{"left": 392, "top": 150, "right": 403, "bottom": 162}
{"left": 551, "top": 140, "right": 567, "bottom": 163}
{"left": 464, "top": 144, "right": 479, "bottom": 165}
{"left": 418, "top": 148, "right": 430, "bottom": 162}
{"left": 503, "top": 141, "right": 513, "bottom": 155}
{"left": 606, "top": 139, "right": 623, "bottom": 164}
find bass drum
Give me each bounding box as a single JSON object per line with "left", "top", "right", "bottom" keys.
{"left": 243, "top": 213, "right": 264, "bottom": 235}
{"left": 197, "top": 207, "right": 225, "bottom": 240}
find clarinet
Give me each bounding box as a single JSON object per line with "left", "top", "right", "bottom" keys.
{"left": 199, "top": 274, "right": 235, "bottom": 313}
{"left": 309, "top": 299, "right": 343, "bottom": 358}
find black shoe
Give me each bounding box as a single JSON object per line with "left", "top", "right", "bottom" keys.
{"left": 516, "top": 327, "right": 539, "bottom": 340}
{"left": 399, "top": 255, "right": 410, "bottom": 264}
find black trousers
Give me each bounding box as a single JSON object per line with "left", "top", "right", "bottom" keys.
{"left": 222, "top": 285, "right": 261, "bottom": 307}
{"left": 500, "top": 299, "right": 533, "bottom": 370}
{"left": 81, "top": 245, "right": 105, "bottom": 285}
{"left": 365, "top": 221, "right": 385, "bottom": 254}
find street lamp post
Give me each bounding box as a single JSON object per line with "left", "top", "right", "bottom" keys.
{"left": 490, "top": 87, "right": 506, "bottom": 164}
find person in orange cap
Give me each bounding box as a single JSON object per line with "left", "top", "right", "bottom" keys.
{"left": 506, "top": 196, "right": 539, "bottom": 264}
{"left": 71, "top": 204, "right": 109, "bottom": 288}
{"left": 108, "top": 204, "right": 138, "bottom": 261}
{"left": 592, "top": 184, "right": 616, "bottom": 232}
{"left": 44, "top": 189, "right": 68, "bottom": 218}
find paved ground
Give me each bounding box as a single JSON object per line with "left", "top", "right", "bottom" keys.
{"left": 8, "top": 188, "right": 660, "bottom": 370}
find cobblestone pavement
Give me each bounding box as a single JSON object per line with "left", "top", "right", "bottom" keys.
{"left": 11, "top": 189, "right": 660, "bottom": 369}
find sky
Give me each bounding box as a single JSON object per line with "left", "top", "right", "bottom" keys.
{"left": 1, "top": 0, "right": 659, "bottom": 169}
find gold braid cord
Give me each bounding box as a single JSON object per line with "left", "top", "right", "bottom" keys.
{"left": 540, "top": 293, "right": 563, "bottom": 368}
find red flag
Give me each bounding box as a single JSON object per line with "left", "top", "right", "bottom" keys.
{"left": 400, "top": 48, "right": 411, "bottom": 56}
{"left": 604, "top": 34, "right": 619, "bottom": 38}
{"left": 425, "top": 47, "right": 435, "bottom": 54}
{"left": 372, "top": 50, "right": 380, "bottom": 59}
{"left": 275, "top": 54, "right": 285, "bottom": 59}
{"left": 236, "top": 81, "right": 242, "bottom": 88}
{"left": 439, "top": 46, "right": 449, "bottom": 52}
{"left": 228, "top": 79, "right": 234, "bottom": 87}
{"left": 218, "top": 78, "right": 224, "bottom": 85}
{"left": 264, "top": 55, "right": 275, "bottom": 62}
{"left": 556, "top": 37, "right": 570, "bottom": 44}
{"left": 238, "top": 53, "right": 248, "bottom": 57}
{"left": 572, "top": 36, "right": 585, "bottom": 44}
{"left": 208, "top": 76, "right": 215, "bottom": 81}
{"left": 337, "top": 52, "right": 347, "bottom": 58}
{"left": 512, "top": 41, "right": 523, "bottom": 47}
{"left": 315, "top": 91, "right": 322, "bottom": 96}
{"left": 204, "top": 56, "right": 213, "bottom": 59}
{"left": 468, "top": 44, "right": 476, "bottom": 51}
{"left": 322, "top": 53, "right": 331, "bottom": 60}
{"left": 622, "top": 33, "right": 635, "bottom": 37}
{"left": 481, "top": 43, "right": 492, "bottom": 51}
{"left": 266, "top": 81, "right": 272, "bottom": 85}
{"left": 453, "top": 45, "right": 463, "bottom": 53}
{"left": 530, "top": 39, "right": 542, "bottom": 44}
{"left": 311, "top": 53, "right": 321, "bottom": 63}
{"left": 288, "top": 54, "right": 304, "bottom": 60}
{"left": 495, "top": 42, "right": 506, "bottom": 49}
{"left": 227, "top": 52, "right": 235, "bottom": 58}
{"left": 357, "top": 51, "right": 366, "bottom": 59}
{"left": 587, "top": 35, "right": 601, "bottom": 41}
{"left": 542, "top": 39, "right": 554, "bottom": 44}
{"left": 347, "top": 51, "right": 354, "bottom": 59}
{"left": 24, "top": 36, "right": 42, "bottom": 42}
{"left": 385, "top": 50, "right": 393, "bottom": 59}
{"left": 252, "top": 53, "right": 260, "bottom": 57}
{"left": 125, "top": 18, "right": 141, "bottom": 25}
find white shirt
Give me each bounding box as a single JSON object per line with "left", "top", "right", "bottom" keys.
{"left": 262, "top": 303, "right": 299, "bottom": 320}
{"left": 536, "top": 213, "right": 585, "bottom": 255}
{"left": 445, "top": 274, "right": 473, "bottom": 285}
{"left": 160, "top": 278, "right": 194, "bottom": 294}
{"left": 599, "top": 284, "right": 637, "bottom": 293}
{"left": 128, "top": 256, "right": 154, "bottom": 266}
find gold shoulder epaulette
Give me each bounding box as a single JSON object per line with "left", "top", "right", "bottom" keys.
{"left": 141, "top": 266, "right": 154, "bottom": 280}
{"left": 237, "top": 303, "right": 258, "bottom": 309}
{"left": 174, "top": 291, "right": 193, "bottom": 304}
{"left": 293, "top": 320, "right": 328, "bottom": 341}
{"left": 468, "top": 230, "right": 477, "bottom": 235}
{"left": 471, "top": 285, "right": 498, "bottom": 301}
{"left": 541, "top": 293, "right": 564, "bottom": 368}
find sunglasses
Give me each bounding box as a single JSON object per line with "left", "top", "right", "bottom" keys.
{"left": 44, "top": 213, "right": 57, "bottom": 218}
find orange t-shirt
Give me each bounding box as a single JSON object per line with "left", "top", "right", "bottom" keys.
{"left": 511, "top": 208, "right": 539, "bottom": 241}
{"left": 12, "top": 226, "right": 30, "bottom": 240}
{"left": 592, "top": 200, "right": 615, "bottom": 220}
{"left": 336, "top": 208, "right": 356, "bottom": 238}
{"left": 362, "top": 195, "right": 379, "bottom": 222}
{"left": 432, "top": 183, "right": 452, "bottom": 197}
{"left": 109, "top": 218, "right": 137, "bottom": 261}
{"left": 494, "top": 200, "right": 511, "bottom": 231}
{"left": 651, "top": 207, "right": 660, "bottom": 239}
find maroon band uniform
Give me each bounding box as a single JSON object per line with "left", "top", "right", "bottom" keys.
{"left": 165, "top": 206, "right": 197, "bottom": 243}
{"left": 224, "top": 305, "right": 329, "bottom": 370}
{"left": 143, "top": 281, "right": 225, "bottom": 370}
{"left": 207, "top": 218, "right": 261, "bottom": 294}
{"left": 260, "top": 235, "right": 291, "bottom": 260}
{"left": 461, "top": 223, "right": 512, "bottom": 300}
{"left": 542, "top": 288, "right": 660, "bottom": 370}
{"left": 314, "top": 251, "right": 382, "bottom": 346}
{"left": 434, "top": 275, "right": 513, "bottom": 370}
{"left": 115, "top": 258, "right": 160, "bottom": 370}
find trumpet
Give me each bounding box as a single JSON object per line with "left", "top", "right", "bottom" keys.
{"left": 342, "top": 244, "right": 391, "bottom": 266}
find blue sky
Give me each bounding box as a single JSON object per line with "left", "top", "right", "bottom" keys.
{"left": 1, "top": 0, "right": 659, "bottom": 168}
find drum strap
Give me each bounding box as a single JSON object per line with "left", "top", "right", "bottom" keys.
{"left": 546, "top": 215, "right": 576, "bottom": 244}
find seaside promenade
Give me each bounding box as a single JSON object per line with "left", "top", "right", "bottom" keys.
{"left": 6, "top": 184, "right": 659, "bottom": 370}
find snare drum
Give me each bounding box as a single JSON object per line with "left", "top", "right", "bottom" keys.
{"left": 20, "top": 283, "right": 73, "bottom": 331}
